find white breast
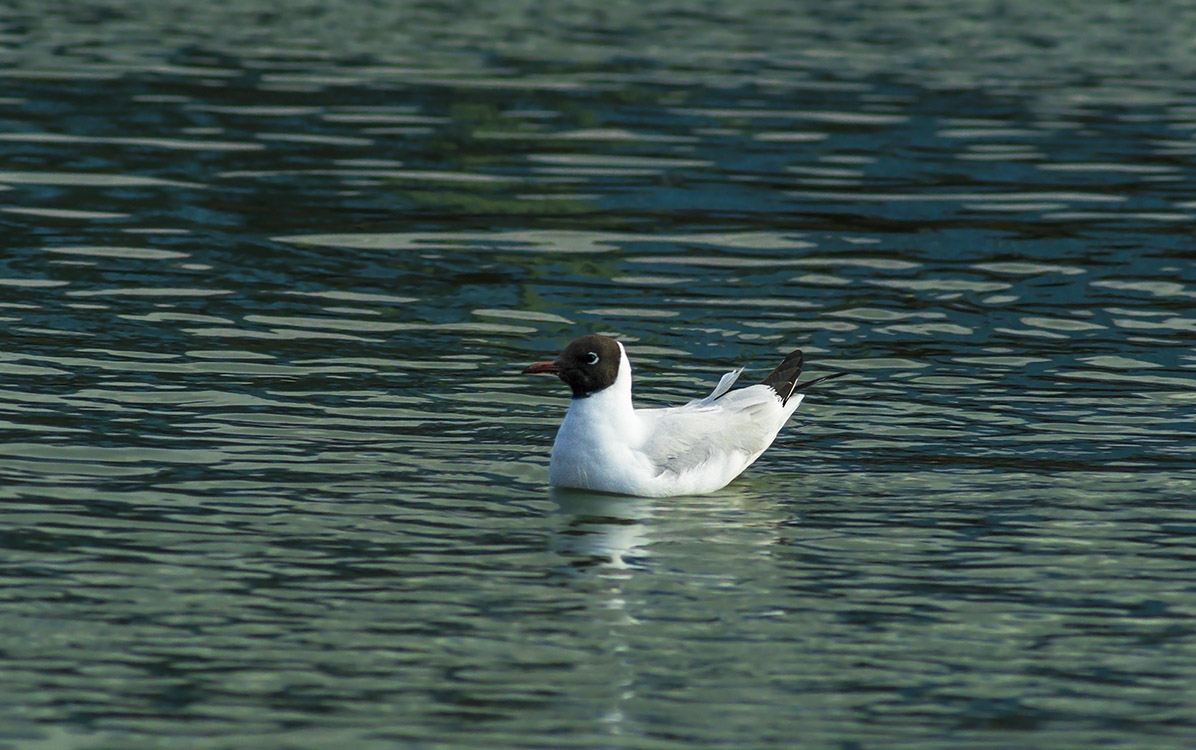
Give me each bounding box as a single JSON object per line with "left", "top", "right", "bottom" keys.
{"left": 548, "top": 355, "right": 653, "bottom": 494}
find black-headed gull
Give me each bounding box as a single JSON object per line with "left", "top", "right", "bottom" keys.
{"left": 522, "top": 334, "right": 844, "bottom": 497}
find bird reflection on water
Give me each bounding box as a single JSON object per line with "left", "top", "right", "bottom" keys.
{"left": 549, "top": 487, "right": 654, "bottom": 571}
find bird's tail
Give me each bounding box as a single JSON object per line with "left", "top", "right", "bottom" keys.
{"left": 761, "top": 348, "right": 847, "bottom": 406}
{"left": 761, "top": 349, "right": 804, "bottom": 405}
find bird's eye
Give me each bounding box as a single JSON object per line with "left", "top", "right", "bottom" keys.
{"left": 586, "top": 352, "right": 599, "bottom": 365}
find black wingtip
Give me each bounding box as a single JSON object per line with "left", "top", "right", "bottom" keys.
{"left": 792, "top": 371, "right": 849, "bottom": 393}
{"left": 760, "top": 349, "right": 804, "bottom": 406}
{"left": 761, "top": 349, "right": 848, "bottom": 406}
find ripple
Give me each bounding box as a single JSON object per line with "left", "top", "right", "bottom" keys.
{"left": 121, "top": 312, "right": 233, "bottom": 324}
{"left": 993, "top": 326, "right": 1069, "bottom": 340}
{"left": 0, "top": 278, "right": 69, "bottom": 288}
{"left": 786, "top": 165, "right": 864, "bottom": 178}
{"left": 754, "top": 132, "right": 828, "bottom": 142}
{"left": 0, "top": 171, "right": 205, "bottom": 188}
{"left": 277, "top": 230, "right": 624, "bottom": 253}
{"left": 1093, "top": 280, "right": 1196, "bottom": 298}
{"left": 322, "top": 112, "right": 449, "bottom": 125}
{"left": 188, "top": 350, "right": 276, "bottom": 360}
{"left": 910, "top": 375, "right": 991, "bottom": 387}
{"left": 1043, "top": 211, "right": 1192, "bottom": 222}
{"left": 0, "top": 132, "right": 263, "bottom": 152}
{"left": 791, "top": 190, "right": 1125, "bottom": 203}
{"left": 792, "top": 257, "right": 920, "bottom": 271}
{"left": 243, "top": 314, "right": 410, "bottom": 333}
{"left": 275, "top": 229, "right": 815, "bottom": 255}
{"left": 1019, "top": 316, "right": 1107, "bottom": 332}
{"left": 2, "top": 207, "right": 128, "bottom": 220}
{"left": 612, "top": 275, "right": 693, "bottom": 286}
{"left": 0, "top": 69, "right": 123, "bottom": 80}
{"left": 954, "top": 356, "right": 1052, "bottom": 367}
{"left": 187, "top": 105, "right": 322, "bottom": 116}
{"left": 45, "top": 246, "right": 188, "bottom": 260}
{"left": 881, "top": 323, "right": 974, "bottom": 336}
{"left": 870, "top": 279, "right": 1010, "bottom": 293}
{"left": 677, "top": 108, "right": 907, "bottom": 125}
{"left": 1038, "top": 163, "right": 1179, "bottom": 174}
{"left": 1055, "top": 370, "right": 1196, "bottom": 389}
{"left": 691, "top": 298, "right": 817, "bottom": 310}
{"left": 66, "top": 287, "right": 231, "bottom": 297}
{"left": 256, "top": 133, "right": 375, "bottom": 146}
{"left": 633, "top": 256, "right": 814, "bottom": 268}
{"left": 831, "top": 308, "right": 943, "bottom": 322}
{"left": 285, "top": 291, "right": 419, "bottom": 304}
{"left": 964, "top": 201, "right": 1068, "bottom": 212}
{"left": 526, "top": 154, "right": 712, "bottom": 168}
{"left": 835, "top": 357, "right": 929, "bottom": 370}
{"left": 791, "top": 273, "right": 852, "bottom": 286}
{"left": 220, "top": 168, "right": 511, "bottom": 183}
{"left": 184, "top": 326, "right": 382, "bottom": 342}
{"left": 1080, "top": 356, "right": 1163, "bottom": 370}
{"left": 547, "top": 128, "right": 695, "bottom": 142}
{"left": 579, "top": 307, "right": 679, "bottom": 318}
{"left": 473, "top": 309, "right": 574, "bottom": 325}
{"left": 974, "top": 262, "right": 1085, "bottom": 276}
{"left": 0, "top": 442, "right": 229, "bottom": 465}
{"left": 957, "top": 153, "right": 1044, "bottom": 162}
{"left": 662, "top": 232, "right": 815, "bottom": 251}
{"left": 0, "top": 362, "right": 72, "bottom": 377}
{"left": 937, "top": 127, "right": 1046, "bottom": 138}
{"left": 1109, "top": 316, "right": 1196, "bottom": 333}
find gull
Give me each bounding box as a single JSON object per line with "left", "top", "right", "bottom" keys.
{"left": 522, "top": 334, "right": 844, "bottom": 497}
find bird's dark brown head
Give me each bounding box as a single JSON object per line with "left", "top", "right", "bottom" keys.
{"left": 522, "top": 334, "right": 623, "bottom": 398}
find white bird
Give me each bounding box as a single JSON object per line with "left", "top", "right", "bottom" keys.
{"left": 522, "top": 334, "right": 844, "bottom": 497}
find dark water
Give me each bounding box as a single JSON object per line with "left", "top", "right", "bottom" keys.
{"left": 2, "top": 1, "right": 1196, "bottom": 748}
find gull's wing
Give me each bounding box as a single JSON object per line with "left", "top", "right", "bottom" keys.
{"left": 685, "top": 367, "right": 744, "bottom": 407}
{"left": 639, "top": 384, "right": 796, "bottom": 479}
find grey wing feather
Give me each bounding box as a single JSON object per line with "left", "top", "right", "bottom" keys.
{"left": 642, "top": 384, "right": 783, "bottom": 477}
{"left": 686, "top": 367, "right": 744, "bottom": 407}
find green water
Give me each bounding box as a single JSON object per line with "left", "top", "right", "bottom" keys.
{"left": 1, "top": 1, "right": 1195, "bottom": 748}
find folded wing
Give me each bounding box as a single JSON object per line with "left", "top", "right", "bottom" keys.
{"left": 686, "top": 366, "right": 744, "bottom": 407}
{"left": 639, "top": 380, "right": 794, "bottom": 479}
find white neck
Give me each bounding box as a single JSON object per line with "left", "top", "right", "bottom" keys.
{"left": 549, "top": 343, "right": 646, "bottom": 490}
{"left": 567, "top": 340, "right": 636, "bottom": 423}
{"left": 553, "top": 342, "right": 641, "bottom": 447}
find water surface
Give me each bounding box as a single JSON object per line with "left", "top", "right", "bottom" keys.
{"left": 2, "top": 1, "right": 1195, "bottom": 748}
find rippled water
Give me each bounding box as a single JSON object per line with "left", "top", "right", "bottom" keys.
{"left": 2, "top": 1, "right": 1196, "bottom": 748}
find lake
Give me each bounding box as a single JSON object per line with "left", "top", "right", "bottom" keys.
{"left": 2, "top": 1, "right": 1195, "bottom": 748}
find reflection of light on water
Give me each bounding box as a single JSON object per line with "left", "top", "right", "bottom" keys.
{"left": 546, "top": 487, "right": 638, "bottom": 741}
{"left": 550, "top": 487, "right": 652, "bottom": 571}
{"left": 548, "top": 484, "right": 786, "bottom": 740}
{"left": 549, "top": 487, "right": 653, "bottom": 740}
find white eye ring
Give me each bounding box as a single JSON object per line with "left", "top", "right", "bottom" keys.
{"left": 586, "top": 352, "right": 599, "bottom": 365}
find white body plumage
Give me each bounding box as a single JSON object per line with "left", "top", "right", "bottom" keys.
{"left": 546, "top": 342, "right": 804, "bottom": 497}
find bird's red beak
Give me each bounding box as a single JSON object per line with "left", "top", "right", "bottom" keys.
{"left": 522, "top": 360, "right": 561, "bottom": 375}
